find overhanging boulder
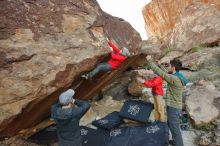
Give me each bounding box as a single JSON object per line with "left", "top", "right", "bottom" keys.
{"left": 0, "top": 0, "right": 142, "bottom": 138}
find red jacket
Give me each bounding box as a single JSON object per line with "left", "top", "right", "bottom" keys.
{"left": 107, "top": 41, "right": 126, "bottom": 69}
{"left": 144, "top": 76, "right": 163, "bottom": 96}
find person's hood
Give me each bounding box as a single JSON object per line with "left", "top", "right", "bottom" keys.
{"left": 59, "top": 89, "right": 75, "bottom": 105}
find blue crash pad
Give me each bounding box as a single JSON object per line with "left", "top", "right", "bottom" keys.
{"left": 92, "top": 111, "right": 123, "bottom": 130}
{"left": 106, "top": 122, "right": 169, "bottom": 146}
{"left": 28, "top": 122, "right": 168, "bottom": 146}
{"left": 80, "top": 126, "right": 109, "bottom": 146}
{"left": 119, "top": 100, "right": 154, "bottom": 123}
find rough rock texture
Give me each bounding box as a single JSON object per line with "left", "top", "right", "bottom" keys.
{"left": 80, "top": 108, "right": 96, "bottom": 126}
{"left": 143, "top": 0, "right": 220, "bottom": 39}
{"left": 215, "top": 119, "right": 220, "bottom": 145}
{"left": 0, "top": 0, "right": 142, "bottom": 137}
{"left": 182, "top": 131, "right": 197, "bottom": 146}
{"left": 128, "top": 78, "right": 144, "bottom": 97}
{"left": 127, "top": 69, "right": 157, "bottom": 97}
{"left": 143, "top": 0, "right": 191, "bottom": 39}
{"left": 143, "top": 1, "right": 220, "bottom": 64}
{"left": 156, "top": 2, "right": 220, "bottom": 63}
{"left": 0, "top": 136, "right": 40, "bottom": 146}
{"left": 143, "top": 0, "right": 220, "bottom": 67}
{"left": 91, "top": 96, "right": 124, "bottom": 118}
{"left": 140, "top": 39, "right": 162, "bottom": 55}
{"left": 162, "top": 2, "right": 220, "bottom": 56}
{"left": 180, "top": 47, "right": 220, "bottom": 71}
{"left": 101, "top": 72, "right": 138, "bottom": 101}
{"left": 198, "top": 132, "right": 213, "bottom": 146}
{"left": 180, "top": 46, "right": 220, "bottom": 91}
{"left": 185, "top": 81, "right": 220, "bottom": 125}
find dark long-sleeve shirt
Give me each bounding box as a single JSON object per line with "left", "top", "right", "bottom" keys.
{"left": 51, "top": 99, "right": 90, "bottom": 146}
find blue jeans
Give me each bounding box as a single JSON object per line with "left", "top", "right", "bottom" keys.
{"left": 167, "top": 106, "right": 183, "bottom": 146}
{"left": 88, "top": 63, "right": 112, "bottom": 78}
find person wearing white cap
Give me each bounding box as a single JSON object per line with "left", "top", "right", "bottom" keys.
{"left": 81, "top": 40, "right": 130, "bottom": 80}
{"left": 51, "top": 89, "right": 90, "bottom": 146}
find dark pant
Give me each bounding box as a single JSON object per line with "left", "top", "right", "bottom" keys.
{"left": 167, "top": 106, "right": 183, "bottom": 146}
{"left": 88, "top": 63, "right": 112, "bottom": 78}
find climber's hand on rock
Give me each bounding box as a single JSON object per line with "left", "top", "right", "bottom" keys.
{"left": 106, "top": 37, "right": 110, "bottom": 42}
{"left": 156, "top": 60, "right": 161, "bottom": 65}
{"left": 137, "top": 77, "right": 145, "bottom": 83}
{"left": 72, "top": 98, "right": 76, "bottom": 104}
{"left": 146, "top": 55, "right": 152, "bottom": 61}
{"left": 110, "top": 47, "right": 113, "bottom": 52}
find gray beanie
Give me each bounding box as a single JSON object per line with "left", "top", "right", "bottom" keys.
{"left": 59, "top": 89, "right": 75, "bottom": 105}
{"left": 121, "top": 47, "right": 130, "bottom": 56}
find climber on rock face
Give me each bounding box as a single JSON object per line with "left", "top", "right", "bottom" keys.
{"left": 81, "top": 40, "right": 130, "bottom": 80}
{"left": 51, "top": 89, "right": 90, "bottom": 146}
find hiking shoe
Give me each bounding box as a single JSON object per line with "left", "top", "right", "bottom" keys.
{"left": 81, "top": 74, "right": 89, "bottom": 79}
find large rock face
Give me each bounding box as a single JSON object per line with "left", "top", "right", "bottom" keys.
{"left": 180, "top": 46, "right": 220, "bottom": 92}
{"left": 143, "top": 0, "right": 191, "bottom": 39}
{"left": 143, "top": 0, "right": 220, "bottom": 39}
{"left": 0, "top": 0, "right": 142, "bottom": 137}
{"left": 185, "top": 81, "right": 220, "bottom": 125}
{"left": 162, "top": 2, "right": 220, "bottom": 57}
{"left": 143, "top": 0, "right": 220, "bottom": 63}
{"left": 180, "top": 47, "right": 220, "bottom": 71}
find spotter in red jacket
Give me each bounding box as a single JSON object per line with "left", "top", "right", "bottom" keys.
{"left": 144, "top": 76, "right": 163, "bottom": 96}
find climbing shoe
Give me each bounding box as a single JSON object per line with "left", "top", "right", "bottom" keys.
{"left": 81, "top": 74, "right": 89, "bottom": 79}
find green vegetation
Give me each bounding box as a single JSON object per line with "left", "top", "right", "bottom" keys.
{"left": 194, "top": 123, "right": 216, "bottom": 132}
{"left": 165, "top": 47, "right": 174, "bottom": 55}
{"left": 191, "top": 44, "right": 206, "bottom": 53}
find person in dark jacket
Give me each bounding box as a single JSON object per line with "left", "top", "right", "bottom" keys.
{"left": 81, "top": 41, "right": 130, "bottom": 79}
{"left": 51, "top": 89, "right": 90, "bottom": 146}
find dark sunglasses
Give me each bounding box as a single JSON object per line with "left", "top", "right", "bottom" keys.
{"left": 162, "top": 63, "right": 170, "bottom": 67}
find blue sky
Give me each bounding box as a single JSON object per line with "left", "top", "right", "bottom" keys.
{"left": 96, "top": 0, "right": 152, "bottom": 40}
